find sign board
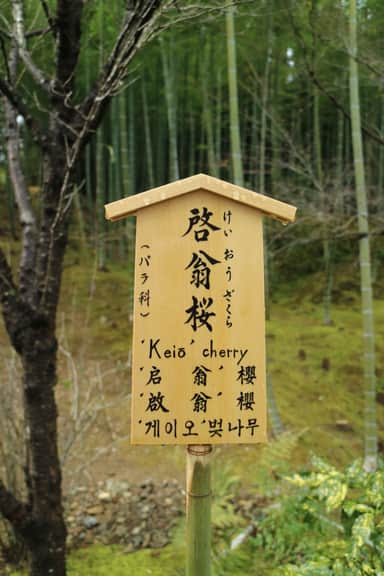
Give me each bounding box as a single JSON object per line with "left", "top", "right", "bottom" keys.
{"left": 105, "top": 174, "right": 296, "bottom": 445}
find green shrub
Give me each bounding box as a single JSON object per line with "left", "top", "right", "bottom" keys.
{"left": 252, "top": 456, "right": 384, "bottom": 576}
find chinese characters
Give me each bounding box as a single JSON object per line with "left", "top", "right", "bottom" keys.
{"left": 138, "top": 244, "right": 152, "bottom": 318}
{"left": 133, "top": 195, "right": 265, "bottom": 445}
{"left": 184, "top": 207, "right": 222, "bottom": 333}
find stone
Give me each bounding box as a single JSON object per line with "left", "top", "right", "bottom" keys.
{"left": 115, "top": 526, "right": 126, "bottom": 538}
{"left": 98, "top": 491, "right": 112, "bottom": 502}
{"left": 63, "top": 478, "right": 186, "bottom": 551}
{"left": 83, "top": 516, "right": 99, "bottom": 529}
{"left": 87, "top": 505, "right": 103, "bottom": 516}
{"left": 335, "top": 419, "right": 353, "bottom": 432}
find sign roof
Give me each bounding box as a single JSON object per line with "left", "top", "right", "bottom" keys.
{"left": 105, "top": 173, "right": 297, "bottom": 224}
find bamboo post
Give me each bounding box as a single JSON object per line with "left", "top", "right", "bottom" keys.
{"left": 186, "top": 444, "right": 212, "bottom": 576}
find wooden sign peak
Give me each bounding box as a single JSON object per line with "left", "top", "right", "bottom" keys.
{"left": 105, "top": 173, "right": 296, "bottom": 224}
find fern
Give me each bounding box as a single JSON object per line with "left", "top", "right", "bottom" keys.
{"left": 212, "top": 463, "right": 242, "bottom": 533}
{"left": 255, "top": 429, "right": 306, "bottom": 494}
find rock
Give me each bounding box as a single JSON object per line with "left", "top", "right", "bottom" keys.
{"left": 132, "top": 535, "right": 143, "bottom": 549}
{"left": 151, "top": 531, "right": 168, "bottom": 548}
{"left": 64, "top": 478, "right": 185, "bottom": 551}
{"left": 98, "top": 491, "right": 111, "bottom": 502}
{"left": 142, "top": 532, "right": 151, "bottom": 548}
{"left": 87, "top": 505, "right": 103, "bottom": 516}
{"left": 83, "top": 516, "right": 99, "bottom": 529}
{"left": 321, "top": 357, "right": 330, "bottom": 371}
{"left": 335, "top": 419, "right": 353, "bottom": 432}
{"left": 115, "top": 525, "right": 126, "bottom": 539}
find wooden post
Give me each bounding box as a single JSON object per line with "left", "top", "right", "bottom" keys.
{"left": 105, "top": 175, "right": 296, "bottom": 574}
{"left": 186, "top": 444, "right": 212, "bottom": 576}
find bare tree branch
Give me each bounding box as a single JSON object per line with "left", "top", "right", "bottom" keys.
{"left": 287, "top": 5, "right": 384, "bottom": 148}
{"left": 3, "top": 41, "right": 37, "bottom": 305}
{"left": 0, "top": 33, "right": 11, "bottom": 81}
{"left": 55, "top": 0, "right": 83, "bottom": 91}
{"left": 11, "top": 0, "right": 51, "bottom": 92}
{"left": 25, "top": 26, "right": 51, "bottom": 39}
{"left": 0, "top": 249, "right": 16, "bottom": 302}
{"left": 39, "top": 0, "right": 56, "bottom": 37}
{"left": 0, "top": 13, "right": 11, "bottom": 34}
{"left": 0, "top": 77, "right": 48, "bottom": 149}
{"left": 3, "top": 97, "right": 37, "bottom": 303}
{"left": 79, "top": 0, "right": 169, "bottom": 131}
{"left": 0, "top": 479, "right": 32, "bottom": 541}
{"left": 0, "top": 248, "right": 29, "bottom": 356}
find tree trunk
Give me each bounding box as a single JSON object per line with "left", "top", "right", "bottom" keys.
{"left": 202, "top": 34, "right": 218, "bottom": 178}
{"left": 23, "top": 338, "right": 66, "bottom": 576}
{"left": 0, "top": 3, "right": 166, "bottom": 574}
{"left": 349, "top": 0, "right": 377, "bottom": 472}
{"left": 226, "top": 6, "right": 243, "bottom": 186}
{"left": 378, "top": 95, "right": 384, "bottom": 208}
{"left": 141, "top": 74, "right": 155, "bottom": 189}
{"left": 160, "top": 35, "right": 179, "bottom": 181}
{"left": 2, "top": 153, "right": 70, "bottom": 574}
{"left": 215, "top": 63, "right": 222, "bottom": 179}
{"left": 96, "top": 118, "right": 106, "bottom": 269}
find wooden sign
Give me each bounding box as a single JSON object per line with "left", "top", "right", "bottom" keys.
{"left": 105, "top": 174, "right": 296, "bottom": 445}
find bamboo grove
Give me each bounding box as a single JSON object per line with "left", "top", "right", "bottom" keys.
{"left": 1, "top": 0, "right": 384, "bottom": 493}
{"left": 2, "top": 2, "right": 384, "bottom": 251}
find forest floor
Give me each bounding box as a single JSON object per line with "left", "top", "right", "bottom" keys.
{"left": 53, "top": 249, "right": 384, "bottom": 487}
{"left": 1, "top": 243, "right": 384, "bottom": 574}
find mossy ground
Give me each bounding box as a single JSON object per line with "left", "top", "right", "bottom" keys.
{"left": 8, "top": 544, "right": 184, "bottom": 576}
{"left": 2, "top": 242, "right": 384, "bottom": 574}
{"left": 7, "top": 246, "right": 372, "bottom": 488}
{"left": 53, "top": 249, "right": 384, "bottom": 481}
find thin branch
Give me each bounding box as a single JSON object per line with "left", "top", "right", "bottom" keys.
{"left": 55, "top": 0, "right": 83, "bottom": 90}
{"left": 0, "top": 27, "right": 11, "bottom": 39}
{"left": 0, "top": 77, "right": 48, "bottom": 148}
{"left": 307, "top": 7, "right": 384, "bottom": 81}
{"left": 25, "top": 26, "right": 51, "bottom": 39}
{"left": 3, "top": 92, "right": 37, "bottom": 303}
{"left": 0, "top": 13, "right": 12, "bottom": 34}
{"left": 309, "top": 69, "right": 384, "bottom": 146}
{"left": 0, "top": 248, "right": 16, "bottom": 301}
{"left": 0, "top": 34, "right": 11, "bottom": 81}
{"left": 11, "top": 0, "right": 51, "bottom": 92}
{"left": 287, "top": 6, "right": 384, "bottom": 148}
{"left": 79, "top": 0, "right": 169, "bottom": 124}
{"left": 0, "top": 479, "right": 32, "bottom": 541}
{"left": 39, "top": 0, "right": 56, "bottom": 36}
{"left": 0, "top": 248, "right": 28, "bottom": 355}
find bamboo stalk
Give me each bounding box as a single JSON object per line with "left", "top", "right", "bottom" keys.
{"left": 186, "top": 444, "right": 212, "bottom": 576}
{"left": 349, "top": 0, "right": 377, "bottom": 472}
{"left": 160, "top": 35, "right": 179, "bottom": 181}
{"left": 226, "top": 6, "right": 243, "bottom": 186}
{"left": 202, "top": 35, "right": 218, "bottom": 178}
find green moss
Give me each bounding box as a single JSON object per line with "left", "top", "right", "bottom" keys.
{"left": 266, "top": 296, "right": 384, "bottom": 468}
{"left": 9, "top": 544, "right": 185, "bottom": 576}
{"left": 55, "top": 251, "right": 384, "bottom": 474}
{"left": 67, "top": 544, "right": 184, "bottom": 575}
{"left": 8, "top": 252, "right": 384, "bottom": 575}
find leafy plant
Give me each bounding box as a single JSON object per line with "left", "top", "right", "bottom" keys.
{"left": 255, "top": 430, "right": 306, "bottom": 494}
{"left": 251, "top": 481, "right": 332, "bottom": 565}
{"left": 253, "top": 456, "right": 384, "bottom": 576}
